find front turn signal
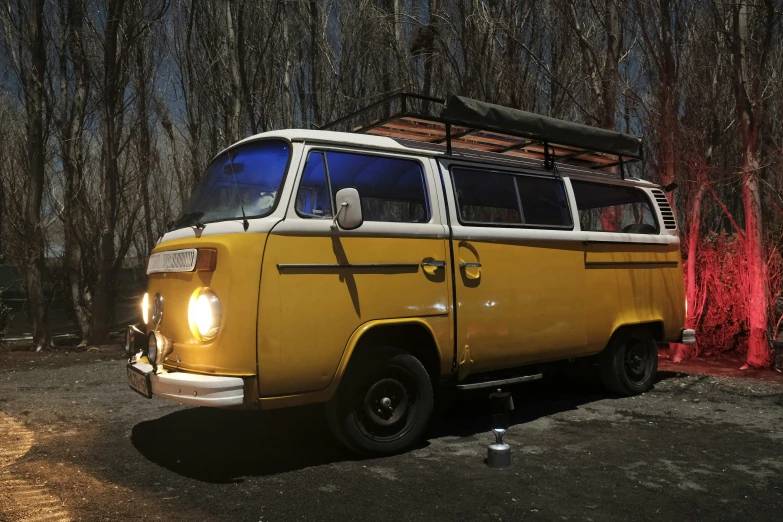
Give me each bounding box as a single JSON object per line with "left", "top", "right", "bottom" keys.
{"left": 195, "top": 248, "right": 218, "bottom": 272}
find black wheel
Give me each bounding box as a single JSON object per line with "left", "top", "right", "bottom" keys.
{"left": 326, "top": 347, "right": 433, "bottom": 456}
{"left": 598, "top": 327, "right": 658, "bottom": 395}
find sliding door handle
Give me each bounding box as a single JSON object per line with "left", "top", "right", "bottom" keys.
{"left": 459, "top": 261, "right": 481, "bottom": 280}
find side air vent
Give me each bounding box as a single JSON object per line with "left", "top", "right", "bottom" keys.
{"left": 651, "top": 189, "right": 677, "bottom": 230}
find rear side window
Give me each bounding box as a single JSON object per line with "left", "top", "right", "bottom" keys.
{"left": 295, "top": 150, "right": 429, "bottom": 223}
{"left": 516, "top": 176, "right": 572, "bottom": 226}
{"left": 451, "top": 167, "right": 572, "bottom": 228}
{"left": 452, "top": 169, "right": 520, "bottom": 224}
{"left": 571, "top": 180, "right": 658, "bottom": 234}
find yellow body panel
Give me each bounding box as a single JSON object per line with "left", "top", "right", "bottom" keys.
{"left": 145, "top": 231, "right": 685, "bottom": 405}
{"left": 147, "top": 234, "right": 268, "bottom": 376}
{"left": 453, "top": 238, "right": 587, "bottom": 374}
{"left": 582, "top": 241, "right": 685, "bottom": 351}
{"left": 256, "top": 316, "right": 451, "bottom": 410}
{"left": 256, "top": 234, "right": 450, "bottom": 397}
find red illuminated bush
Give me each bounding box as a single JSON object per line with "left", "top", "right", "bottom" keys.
{"left": 682, "top": 232, "right": 782, "bottom": 360}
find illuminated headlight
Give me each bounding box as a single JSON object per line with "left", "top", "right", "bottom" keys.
{"left": 141, "top": 292, "right": 149, "bottom": 324}
{"left": 188, "top": 288, "right": 222, "bottom": 341}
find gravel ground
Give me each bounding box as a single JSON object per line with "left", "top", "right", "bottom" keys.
{"left": 0, "top": 346, "right": 782, "bottom": 522}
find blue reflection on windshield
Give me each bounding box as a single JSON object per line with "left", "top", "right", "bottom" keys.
{"left": 179, "top": 140, "right": 290, "bottom": 225}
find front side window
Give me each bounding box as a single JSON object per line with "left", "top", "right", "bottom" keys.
{"left": 451, "top": 167, "right": 572, "bottom": 228}
{"left": 295, "top": 150, "right": 429, "bottom": 223}
{"left": 174, "top": 140, "right": 290, "bottom": 228}
{"left": 571, "top": 180, "right": 658, "bottom": 234}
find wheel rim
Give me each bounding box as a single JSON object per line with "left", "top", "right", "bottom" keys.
{"left": 353, "top": 365, "right": 419, "bottom": 442}
{"left": 623, "top": 338, "right": 651, "bottom": 386}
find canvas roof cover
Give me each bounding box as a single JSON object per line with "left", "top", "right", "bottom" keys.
{"left": 441, "top": 95, "right": 642, "bottom": 159}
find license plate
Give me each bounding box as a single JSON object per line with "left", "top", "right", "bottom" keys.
{"left": 127, "top": 364, "right": 152, "bottom": 399}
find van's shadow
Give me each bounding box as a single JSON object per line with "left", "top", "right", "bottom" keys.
{"left": 131, "top": 363, "right": 684, "bottom": 483}
{"left": 131, "top": 404, "right": 359, "bottom": 483}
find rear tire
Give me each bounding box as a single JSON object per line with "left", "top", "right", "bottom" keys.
{"left": 326, "top": 347, "right": 434, "bottom": 456}
{"left": 598, "top": 327, "right": 658, "bottom": 396}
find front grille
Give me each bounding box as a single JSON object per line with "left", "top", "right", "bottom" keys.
{"left": 147, "top": 249, "right": 198, "bottom": 274}
{"left": 651, "top": 189, "right": 677, "bottom": 230}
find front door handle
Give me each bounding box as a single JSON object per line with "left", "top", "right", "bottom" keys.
{"left": 421, "top": 260, "right": 446, "bottom": 268}
{"left": 421, "top": 260, "right": 446, "bottom": 276}
{"left": 459, "top": 262, "right": 481, "bottom": 268}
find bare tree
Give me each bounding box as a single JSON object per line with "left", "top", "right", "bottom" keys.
{"left": 714, "top": 0, "right": 781, "bottom": 367}
{"left": 0, "top": 0, "right": 52, "bottom": 351}
{"left": 89, "top": 0, "right": 168, "bottom": 344}
{"left": 53, "top": 0, "right": 93, "bottom": 343}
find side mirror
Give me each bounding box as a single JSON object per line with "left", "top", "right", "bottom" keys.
{"left": 333, "top": 187, "right": 363, "bottom": 230}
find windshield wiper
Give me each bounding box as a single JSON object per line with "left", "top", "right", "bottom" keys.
{"left": 227, "top": 153, "right": 250, "bottom": 231}
{"left": 168, "top": 211, "right": 205, "bottom": 231}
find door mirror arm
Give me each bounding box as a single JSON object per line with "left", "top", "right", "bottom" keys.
{"left": 331, "top": 202, "right": 349, "bottom": 230}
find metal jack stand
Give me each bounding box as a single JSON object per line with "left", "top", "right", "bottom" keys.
{"left": 486, "top": 388, "right": 514, "bottom": 469}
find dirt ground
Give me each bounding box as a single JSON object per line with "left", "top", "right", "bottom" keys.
{"left": 0, "top": 345, "right": 781, "bottom": 522}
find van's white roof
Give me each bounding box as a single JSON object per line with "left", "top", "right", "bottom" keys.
{"left": 232, "top": 129, "right": 658, "bottom": 187}
{"left": 234, "top": 129, "right": 415, "bottom": 152}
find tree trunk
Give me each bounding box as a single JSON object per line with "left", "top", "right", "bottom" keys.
{"left": 89, "top": 0, "right": 126, "bottom": 345}
{"left": 674, "top": 183, "right": 705, "bottom": 362}
{"left": 23, "top": 0, "right": 51, "bottom": 351}
{"left": 225, "top": 0, "right": 243, "bottom": 142}
{"left": 742, "top": 129, "right": 770, "bottom": 367}
{"left": 659, "top": 113, "right": 678, "bottom": 217}
{"left": 61, "top": 0, "right": 91, "bottom": 344}
{"left": 727, "top": 0, "right": 772, "bottom": 368}
{"left": 308, "top": 0, "right": 321, "bottom": 125}
{"left": 235, "top": 2, "right": 257, "bottom": 135}
{"left": 135, "top": 45, "right": 155, "bottom": 254}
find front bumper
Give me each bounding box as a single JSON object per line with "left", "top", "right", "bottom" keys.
{"left": 128, "top": 361, "right": 245, "bottom": 407}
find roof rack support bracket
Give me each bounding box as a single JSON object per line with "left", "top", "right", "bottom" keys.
{"left": 543, "top": 141, "right": 554, "bottom": 170}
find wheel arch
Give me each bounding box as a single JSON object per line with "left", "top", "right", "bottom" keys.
{"left": 607, "top": 320, "right": 665, "bottom": 348}
{"left": 335, "top": 318, "right": 444, "bottom": 390}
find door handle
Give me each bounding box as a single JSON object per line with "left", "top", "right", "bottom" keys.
{"left": 459, "top": 261, "right": 481, "bottom": 280}
{"left": 421, "top": 260, "right": 446, "bottom": 268}
{"left": 421, "top": 260, "right": 446, "bottom": 275}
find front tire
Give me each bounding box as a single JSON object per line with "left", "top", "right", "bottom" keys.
{"left": 326, "top": 347, "right": 433, "bottom": 456}
{"left": 598, "top": 327, "right": 658, "bottom": 396}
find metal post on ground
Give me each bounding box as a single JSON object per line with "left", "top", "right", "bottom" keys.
{"left": 486, "top": 388, "right": 514, "bottom": 469}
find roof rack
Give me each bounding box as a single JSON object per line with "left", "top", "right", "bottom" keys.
{"left": 318, "top": 93, "right": 643, "bottom": 179}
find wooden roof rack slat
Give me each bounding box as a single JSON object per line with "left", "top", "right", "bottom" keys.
{"left": 319, "top": 93, "right": 643, "bottom": 178}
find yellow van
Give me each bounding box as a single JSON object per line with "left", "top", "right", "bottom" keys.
{"left": 126, "top": 94, "right": 695, "bottom": 455}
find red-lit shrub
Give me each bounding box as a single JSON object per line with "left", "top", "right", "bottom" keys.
{"left": 684, "top": 232, "right": 783, "bottom": 358}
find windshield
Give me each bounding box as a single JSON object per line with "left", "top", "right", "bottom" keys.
{"left": 173, "top": 140, "right": 290, "bottom": 229}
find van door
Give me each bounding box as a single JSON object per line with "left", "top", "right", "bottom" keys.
{"left": 257, "top": 147, "right": 450, "bottom": 396}
{"left": 440, "top": 162, "right": 586, "bottom": 375}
